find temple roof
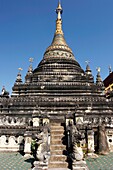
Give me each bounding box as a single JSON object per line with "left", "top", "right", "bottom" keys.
{"left": 104, "top": 72, "right": 113, "bottom": 87}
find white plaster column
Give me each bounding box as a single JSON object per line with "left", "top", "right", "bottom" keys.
{"left": 24, "top": 132, "right": 32, "bottom": 157}
{"left": 87, "top": 130, "right": 95, "bottom": 155}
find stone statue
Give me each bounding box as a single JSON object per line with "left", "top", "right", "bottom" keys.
{"left": 98, "top": 123, "right": 109, "bottom": 155}
{"left": 72, "top": 141, "right": 84, "bottom": 161}
{"left": 71, "top": 123, "right": 82, "bottom": 145}
{"left": 69, "top": 123, "right": 84, "bottom": 161}
{"left": 69, "top": 124, "right": 89, "bottom": 170}
{"left": 36, "top": 126, "right": 50, "bottom": 162}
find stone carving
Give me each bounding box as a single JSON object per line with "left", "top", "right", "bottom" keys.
{"left": 72, "top": 142, "right": 83, "bottom": 161}
{"left": 0, "top": 116, "right": 25, "bottom": 126}
{"left": 9, "top": 136, "right": 17, "bottom": 146}
{"left": 67, "top": 122, "right": 84, "bottom": 160}
{"left": 0, "top": 135, "right": 19, "bottom": 151}
{"left": 68, "top": 123, "right": 89, "bottom": 170}
{"left": 71, "top": 123, "right": 82, "bottom": 145}
{"left": 98, "top": 123, "right": 109, "bottom": 155}
{"left": 0, "top": 135, "right": 7, "bottom": 145}
{"left": 35, "top": 126, "right": 50, "bottom": 162}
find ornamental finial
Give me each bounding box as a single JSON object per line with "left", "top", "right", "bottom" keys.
{"left": 27, "top": 57, "right": 34, "bottom": 75}
{"left": 56, "top": 0, "right": 63, "bottom": 19}
{"left": 55, "top": 1, "right": 63, "bottom": 35}
{"left": 15, "top": 68, "right": 23, "bottom": 84}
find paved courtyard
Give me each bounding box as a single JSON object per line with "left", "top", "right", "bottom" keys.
{"left": 86, "top": 152, "right": 113, "bottom": 170}
{"left": 0, "top": 152, "right": 113, "bottom": 170}
{"left": 0, "top": 152, "right": 34, "bottom": 170}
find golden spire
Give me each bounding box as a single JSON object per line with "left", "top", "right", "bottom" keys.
{"left": 44, "top": 1, "right": 74, "bottom": 56}
{"left": 55, "top": 1, "right": 63, "bottom": 35}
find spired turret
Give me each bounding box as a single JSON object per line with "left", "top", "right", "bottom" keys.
{"left": 15, "top": 68, "right": 23, "bottom": 85}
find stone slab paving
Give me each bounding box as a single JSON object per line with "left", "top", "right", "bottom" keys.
{"left": 48, "top": 169, "right": 71, "bottom": 170}
{"left": 0, "top": 152, "right": 34, "bottom": 170}
{"left": 1, "top": 152, "right": 113, "bottom": 170}
{"left": 86, "top": 152, "right": 113, "bottom": 170}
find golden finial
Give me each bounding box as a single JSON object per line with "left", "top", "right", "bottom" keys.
{"left": 56, "top": 0, "right": 62, "bottom": 19}
{"left": 55, "top": 1, "right": 63, "bottom": 35}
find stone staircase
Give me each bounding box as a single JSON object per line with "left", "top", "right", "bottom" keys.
{"left": 48, "top": 122, "right": 69, "bottom": 169}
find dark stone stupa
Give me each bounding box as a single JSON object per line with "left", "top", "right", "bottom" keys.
{"left": 0, "top": 2, "right": 113, "bottom": 169}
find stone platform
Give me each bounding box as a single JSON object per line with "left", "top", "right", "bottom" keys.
{"left": 86, "top": 152, "right": 113, "bottom": 170}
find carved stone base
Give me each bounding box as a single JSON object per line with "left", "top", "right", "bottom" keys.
{"left": 24, "top": 153, "right": 32, "bottom": 158}
{"left": 32, "top": 161, "right": 48, "bottom": 170}
{"left": 72, "top": 160, "right": 89, "bottom": 170}
{"left": 87, "top": 153, "right": 98, "bottom": 158}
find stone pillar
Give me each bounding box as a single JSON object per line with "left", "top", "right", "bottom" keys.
{"left": 87, "top": 130, "right": 95, "bottom": 156}
{"left": 24, "top": 131, "right": 32, "bottom": 157}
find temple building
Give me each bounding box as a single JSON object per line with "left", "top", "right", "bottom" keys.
{"left": 104, "top": 67, "right": 113, "bottom": 98}
{"left": 0, "top": 2, "right": 113, "bottom": 170}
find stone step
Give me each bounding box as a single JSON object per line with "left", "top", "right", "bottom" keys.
{"left": 51, "top": 129, "right": 64, "bottom": 133}
{"left": 49, "top": 155, "right": 67, "bottom": 162}
{"left": 49, "top": 124, "right": 68, "bottom": 169}
{"left": 51, "top": 136, "right": 64, "bottom": 141}
{"left": 51, "top": 130, "right": 63, "bottom": 134}
{"left": 51, "top": 131, "right": 64, "bottom": 135}
{"left": 51, "top": 138, "right": 62, "bottom": 141}
{"left": 50, "top": 123, "right": 61, "bottom": 126}
{"left": 51, "top": 132, "right": 64, "bottom": 137}
{"left": 51, "top": 140, "right": 63, "bottom": 145}
{"left": 51, "top": 150, "right": 63, "bottom": 155}
{"left": 48, "top": 162, "right": 68, "bottom": 168}
{"left": 50, "top": 145, "right": 66, "bottom": 150}
{"left": 50, "top": 126, "right": 64, "bottom": 131}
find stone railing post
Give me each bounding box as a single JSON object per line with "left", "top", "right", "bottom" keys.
{"left": 87, "top": 130, "right": 95, "bottom": 156}
{"left": 24, "top": 131, "right": 32, "bottom": 157}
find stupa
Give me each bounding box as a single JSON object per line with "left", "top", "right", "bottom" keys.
{"left": 0, "top": 1, "right": 113, "bottom": 169}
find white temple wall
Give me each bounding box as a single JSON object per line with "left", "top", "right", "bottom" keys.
{"left": 106, "top": 130, "right": 113, "bottom": 152}
{"left": 0, "top": 135, "right": 24, "bottom": 151}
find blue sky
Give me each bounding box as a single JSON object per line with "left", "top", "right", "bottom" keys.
{"left": 0, "top": 0, "right": 113, "bottom": 94}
